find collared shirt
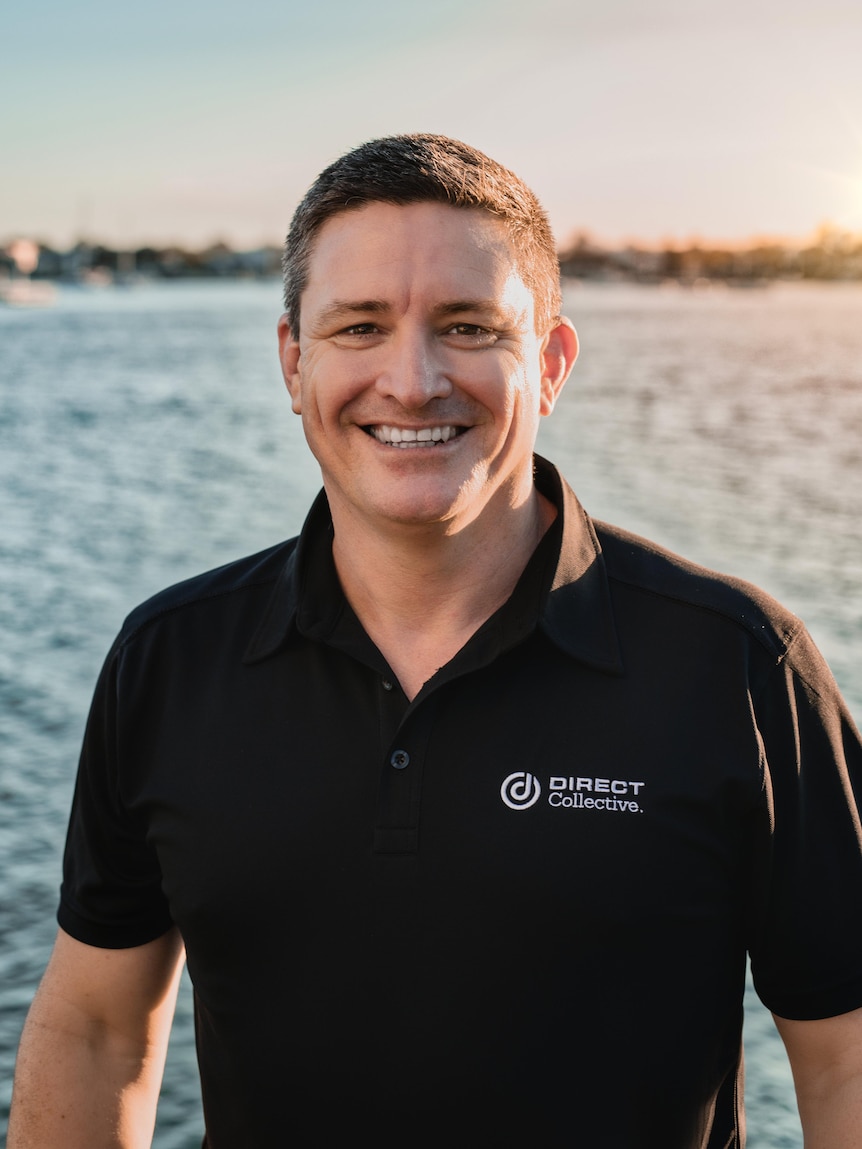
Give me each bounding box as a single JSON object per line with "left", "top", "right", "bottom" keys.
{"left": 60, "top": 456, "right": 862, "bottom": 1148}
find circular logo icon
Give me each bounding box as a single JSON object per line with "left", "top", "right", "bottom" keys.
{"left": 501, "top": 771, "right": 541, "bottom": 810}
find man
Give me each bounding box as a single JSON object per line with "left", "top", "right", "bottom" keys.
{"left": 9, "top": 134, "right": 862, "bottom": 1147}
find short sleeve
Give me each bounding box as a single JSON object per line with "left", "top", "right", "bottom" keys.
{"left": 58, "top": 636, "right": 174, "bottom": 948}
{"left": 748, "top": 625, "right": 862, "bottom": 1019}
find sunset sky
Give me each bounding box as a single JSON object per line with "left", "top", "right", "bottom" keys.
{"left": 4, "top": 0, "right": 862, "bottom": 250}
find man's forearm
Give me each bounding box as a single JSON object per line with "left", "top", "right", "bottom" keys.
{"left": 774, "top": 1008, "right": 862, "bottom": 1149}
{"left": 796, "top": 1069, "right": 862, "bottom": 1149}
{"left": 9, "top": 930, "right": 184, "bottom": 1148}
{"left": 8, "top": 1003, "right": 166, "bottom": 1148}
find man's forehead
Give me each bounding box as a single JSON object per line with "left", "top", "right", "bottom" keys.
{"left": 310, "top": 200, "right": 514, "bottom": 261}
{"left": 303, "top": 201, "right": 524, "bottom": 297}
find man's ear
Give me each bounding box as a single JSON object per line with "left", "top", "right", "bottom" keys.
{"left": 277, "top": 313, "right": 302, "bottom": 414}
{"left": 539, "top": 317, "right": 578, "bottom": 417}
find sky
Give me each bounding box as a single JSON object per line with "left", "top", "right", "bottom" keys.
{"left": 3, "top": 0, "right": 862, "bottom": 250}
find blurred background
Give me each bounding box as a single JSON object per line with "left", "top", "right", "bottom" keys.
{"left": 2, "top": 2, "right": 862, "bottom": 1146}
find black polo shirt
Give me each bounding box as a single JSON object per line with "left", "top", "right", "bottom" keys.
{"left": 59, "top": 456, "right": 862, "bottom": 1148}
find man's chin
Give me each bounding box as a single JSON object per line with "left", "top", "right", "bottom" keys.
{"left": 344, "top": 484, "right": 473, "bottom": 532}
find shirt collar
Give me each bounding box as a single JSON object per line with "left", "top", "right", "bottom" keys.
{"left": 244, "top": 455, "right": 623, "bottom": 676}
{"left": 534, "top": 456, "right": 623, "bottom": 674}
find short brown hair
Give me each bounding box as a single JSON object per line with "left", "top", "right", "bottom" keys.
{"left": 282, "top": 133, "right": 561, "bottom": 336}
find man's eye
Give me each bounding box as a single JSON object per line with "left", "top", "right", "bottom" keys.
{"left": 341, "top": 323, "right": 379, "bottom": 337}
{"left": 447, "top": 324, "right": 497, "bottom": 342}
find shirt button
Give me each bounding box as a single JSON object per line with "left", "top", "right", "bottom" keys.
{"left": 390, "top": 749, "right": 410, "bottom": 770}
{"left": 381, "top": 679, "right": 394, "bottom": 691}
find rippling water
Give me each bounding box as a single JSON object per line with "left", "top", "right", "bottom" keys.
{"left": 2, "top": 279, "right": 860, "bottom": 1147}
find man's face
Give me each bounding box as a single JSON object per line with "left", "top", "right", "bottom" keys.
{"left": 278, "top": 201, "right": 576, "bottom": 534}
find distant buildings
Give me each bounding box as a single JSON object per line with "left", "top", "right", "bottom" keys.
{"left": 3, "top": 227, "right": 862, "bottom": 287}
{"left": 0, "top": 241, "right": 283, "bottom": 285}
{"left": 557, "top": 226, "right": 862, "bottom": 284}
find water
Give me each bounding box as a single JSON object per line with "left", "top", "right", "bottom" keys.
{"left": 2, "top": 279, "right": 861, "bottom": 1147}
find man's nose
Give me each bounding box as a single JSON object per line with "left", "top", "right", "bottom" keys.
{"left": 375, "top": 330, "right": 452, "bottom": 407}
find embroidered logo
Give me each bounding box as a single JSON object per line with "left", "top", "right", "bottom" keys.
{"left": 500, "top": 771, "right": 542, "bottom": 810}
{"left": 501, "top": 773, "right": 645, "bottom": 813}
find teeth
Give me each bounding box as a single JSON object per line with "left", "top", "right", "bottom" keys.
{"left": 371, "top": 425, "right": 460, "bottom": 447}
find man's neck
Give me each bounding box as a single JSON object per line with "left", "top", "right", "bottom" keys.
{"left": 329, "top": 489, "right": 556, "bottom": 701}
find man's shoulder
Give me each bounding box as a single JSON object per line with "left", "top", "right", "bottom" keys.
{"left": 593, "top": 518, "right": 803, "bottom": 660}
{"left": 119, "top": 537, "right": 298, "bottom": 647}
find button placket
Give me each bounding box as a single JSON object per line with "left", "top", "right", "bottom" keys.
{"left": 373, "top": 694, "right": 439, "bottom": 855}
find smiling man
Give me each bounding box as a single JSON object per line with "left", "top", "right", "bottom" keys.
{"left": 10, "top": 135, "right": 862, "bottom": 1148}
{"left": 277, "top": 196, "right": 575, "bottom": 698}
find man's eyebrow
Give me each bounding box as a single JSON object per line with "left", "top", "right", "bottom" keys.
{"left": 313, "top": 298, "right": 519, "bottom": 326}
{"left": 433, "top": 300, "right": 506, "bottom": 318}
{"left": 314, "top": 299, "right": 390, "bottom": 325}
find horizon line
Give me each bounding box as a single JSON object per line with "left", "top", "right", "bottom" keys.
{"left": 4, "top": 220, "right": 862, "bottom": 257}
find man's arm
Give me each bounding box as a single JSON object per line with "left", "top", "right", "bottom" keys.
{"left": 773, "top": 1007, "right": 862, "bottom": 1148}
{"left": 8, "top": 926, "right": 186, "bottom": 1148}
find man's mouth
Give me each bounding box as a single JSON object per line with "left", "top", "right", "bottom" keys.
{"left": 365, "top": 425, "right": 465, "bottom": 448}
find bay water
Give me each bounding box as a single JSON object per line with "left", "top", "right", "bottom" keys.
{"left": 1, "top": 279, "right": 861, "bottom": 1147}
